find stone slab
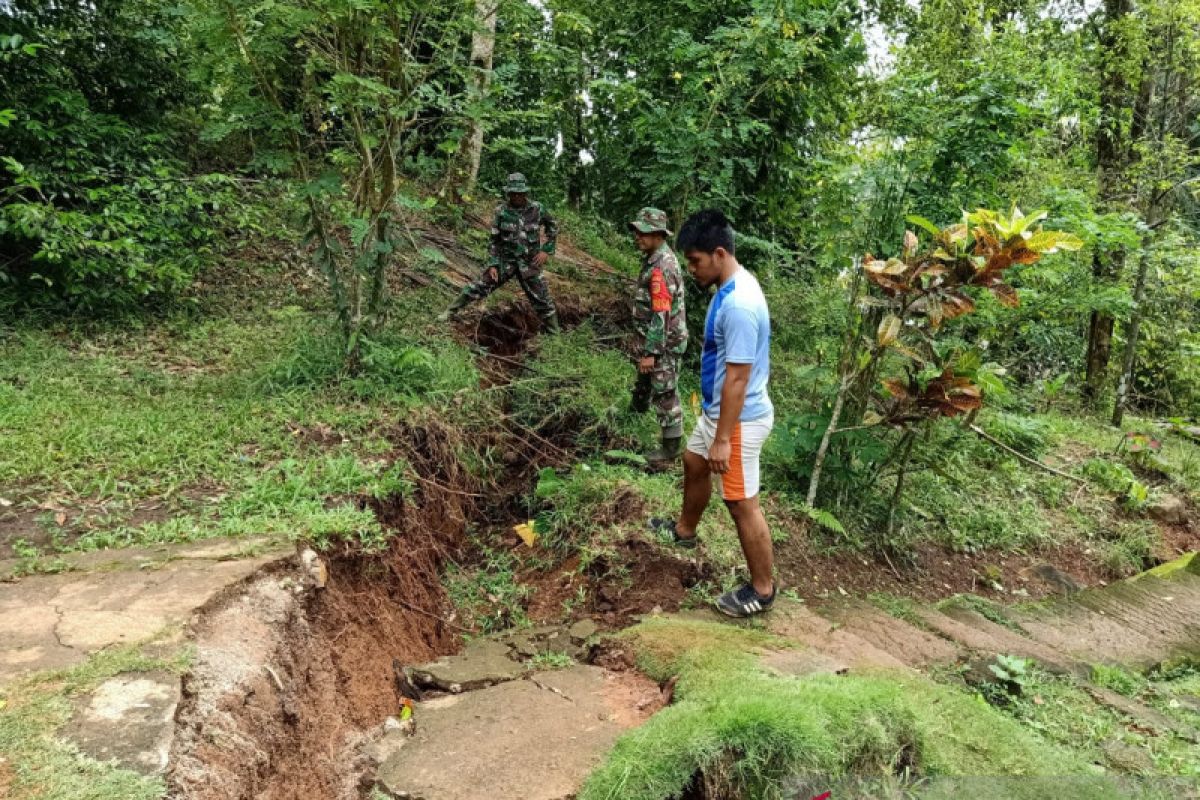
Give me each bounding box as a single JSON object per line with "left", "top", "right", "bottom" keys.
{"left": 0, "top": 545, "right": 288, "bottom": 685}
{"left": 408, "top": 638, "right": 525, "bottom": 693}
{"left": 62, "top": 671, "right": 180, "bottom": 774}
{"left": 376, "top": 666, "right": 651, "bottom": 800}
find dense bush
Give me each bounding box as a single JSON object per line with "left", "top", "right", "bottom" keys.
{"left": 0, "top": 3, "right": 226, "bottom": 309}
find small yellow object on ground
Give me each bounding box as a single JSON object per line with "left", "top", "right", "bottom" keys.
{"left": 514, "top": 520, "right": 538, "bottom": 547}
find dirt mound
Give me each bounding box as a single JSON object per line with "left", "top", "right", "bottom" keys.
{"left": 464, "top": 297, "right": 590, "bottom": 358}
{"left": 587, "top": 539, "right": 712, "bottom": 627}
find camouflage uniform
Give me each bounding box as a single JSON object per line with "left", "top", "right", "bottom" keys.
{"left": 441, "top": 173, "right": 559, "bottom": 331}
{"left": 629, "top": 208, "right": 688, "bottom": 450}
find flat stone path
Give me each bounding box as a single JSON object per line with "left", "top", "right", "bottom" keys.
{"left": 375, "top": 665, "right": 659, "bottom": 800}
{"left": 0, "top": 537, "right": 289, "bottom": 685}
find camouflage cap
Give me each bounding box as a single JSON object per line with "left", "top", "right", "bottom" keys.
{"left": 628, "top": 207, "right": 672, "bottom": 236}
{"left": 504, "top": 172, "right": 530, "bottom": 193}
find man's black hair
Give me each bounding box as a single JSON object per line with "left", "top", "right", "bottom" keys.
{"left": 676, "top": 208, "right": 735, "bottom": 256}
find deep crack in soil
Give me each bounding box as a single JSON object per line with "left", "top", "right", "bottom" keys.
{"left": 167, "top": 295, "right": 692, "bottom": 799}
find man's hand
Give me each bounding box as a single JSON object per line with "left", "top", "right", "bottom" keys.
{"left": 638, "top": 355, "right": 656, "bottom": 374}
{"left": 707, "top": 438, "right": 732, "bottom": 474}
{"left": 532, "top": 251, "right": 549, "bottom": 268}
{"left": 486, "top": 266, "right": 499, "bottom": 284}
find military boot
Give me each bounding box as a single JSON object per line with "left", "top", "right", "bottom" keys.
{"left": 541, "top": 311, "right": 561, "bottom": 334}
{"left": 436, "top": 291, "right": 471, "bottom": 323}
{"left": 644, "top": 434, "right": 683, "bottom": 466}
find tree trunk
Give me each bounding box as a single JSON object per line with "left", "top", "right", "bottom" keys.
{"left": 1084, "top": 0, "right": 1136, "bottom": 400}
{"left": 445, "top": 0, "right": 497, "bottom": 200}
{"left": 1085, "top": 307, "right": 1116, "bottom": 398}
{"left": 1112, "top": 237, "right": 1152, "bottom": 427}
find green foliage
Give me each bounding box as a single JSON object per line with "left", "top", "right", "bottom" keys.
{"left": 261, "top": 323, "right": 478, "bottom": 401}
{"left": 512, "top": 323, "right": 661, "bottom": 452}
{"left": 1091, "top": 664, "right": 1148, "bottom": 698}
{"left": 967, "top": 661, "right": 1200, "bottom": 781}
{"left": 583, "top": 615, "right": 1128, "bottom": 800}
{"left": 486, "top": 0, "right": 865, "bottom": 237}
{"left": 444, "top": 545, "right": 532, "bottom": 633}
{"left": 533, "top": 462, "right": 669, "bottom": 556}
{"left": 192, "top": 0, "right": 475, "bottom": 365}
{"left": 0, "top": 10, "right": 229, "bottom": 308}
{"left": 979, "top": 412, "right": 1054, "bottom": 458}
{"left": 1081, "top": 458, "right": 1138, "bottom": 495}
{"left": 0, "top": 302, "right": 477, "bottom": 551}
{"left": 987, "top": 654, "right": 1034, "bottom": 696}
{"left": 528, "top": 650, "right": 575, "bottom": 670}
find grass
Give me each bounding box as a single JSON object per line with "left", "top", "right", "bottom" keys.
{"left": 869, "top": 592, "right": 926, "bottom": 626}
{"left": 0, "top": 637, "right": 191, "bottom": 800}
{"left": 581, "top": 615, "right": 1143, "bottom": 800}
{"left": 444, "top": 543, "right": 533, "bottom": 633}
{"left": 970, "top": 664, "right": 1200, "bottom": 779}
{"left": 528, "top": 651, "right": 575, "bottom": 669}
{"left": 936, "top": 594, "right": 1026, "bottom": 633}
{"left": 512, "top": 323, "right": 664, "bottom": 453}
{"left": 0, "top": 288, "right": 479, "bottom": 554}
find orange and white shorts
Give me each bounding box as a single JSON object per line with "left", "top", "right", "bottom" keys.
{"left": 686, "top": 413, "right": 774, "bottom": 501}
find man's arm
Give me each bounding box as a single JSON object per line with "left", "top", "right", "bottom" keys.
{"left": 486, "top": 208, "right": 502, "bottom": 273}
{"left": 638, "top": 265, "right": 671, "bottom": 372}
{"left": 532, "top": 206, "right": 556, "bottom": 268}
{"left": 708, "top": 363, "right": 750, "bottom": 474}
{"left": 540, "top": 206, "right": 558, "bottom": 254}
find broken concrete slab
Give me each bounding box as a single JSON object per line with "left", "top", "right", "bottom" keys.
{"left": 407, "top": 638, "right": 525, "bottom": 693}
{"left": 374, "top": 666, "right": 659, "bottom": 800}
{"left": 569, "top": 618, "right": 598, "bottom": 643}
{"left": 63, "top": 671, "right": 180, "bottom": 774}
{"left": 760, "top": 647, "right": 850, "bottom": 677}
{"left": 0, "top": 546, "right": 288, "bottom": 685}
{"left": 0, "top": 536, "right": 288, "bottom": 582}
{"left": 502, "top": 624, "right": 576, "bottom": 659}
{"left": 1014, "top": 572, "right": 1200, "bottom": 669}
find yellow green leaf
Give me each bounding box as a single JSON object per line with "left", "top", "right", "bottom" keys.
{"left": 877, "top": 314, "right": 902, "bottom": 346}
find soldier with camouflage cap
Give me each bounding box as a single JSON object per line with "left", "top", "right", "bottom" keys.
{"left": 629, "top": 207, "right": 688, "bottom": 465}
{"left": 438, "top": 172, "right": 560, "bottom": 332}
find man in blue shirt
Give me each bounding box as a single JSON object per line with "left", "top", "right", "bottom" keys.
{"left": 652, "top": 209, "right": 776, "bottom": 617}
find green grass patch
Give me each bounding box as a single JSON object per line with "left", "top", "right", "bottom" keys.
{"left": 583, "top": 614, "right": 1132, "bottom": 800}
{"left": 444, "top": 544, "right": 533, "bottom": 633}
{"left": 512, "top": 323, "right": 659, "bottom": 452}
{"left": 1090, "top": 663, "right": 1148, "bottom": 697}
{"left": 0, "top": 289, "right": 479, "bottom": 552}
{"left": 0, "top": 640, "right": 191, "bottom": 800}
{"left": 937, "top": 594, "right": 1026, "bottom": 634}
{"left": 869, "top": 592, "right": 926, "bottom": 627}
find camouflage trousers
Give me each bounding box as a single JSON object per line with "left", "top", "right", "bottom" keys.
{"left": 632, "top": 353, "right": 683, "bottom": 438}
{"left": 461, "top": 258, "right": 557, "bottom": 325}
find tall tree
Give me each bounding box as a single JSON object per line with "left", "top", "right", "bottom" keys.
{"left": 445, "top": 0, "right": 498, "bottom": 200}
{"left": 1111, "top": 0, "right": 1200, "bottom": 424}
{"left": 1084, "top": 0, "right": 1145, "bottom": 399}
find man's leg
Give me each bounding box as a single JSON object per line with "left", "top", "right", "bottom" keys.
{"left": 725, "top": 496, "right": 774, "bottom": 596}
{"left": 516, "top": 266, "right": 559, "bottom": 332}
{"left": 438, "top": 262, "right": 507, "bottom": 320}
{"left": 713, "top": 416, "right": 776, "bottom": 616}
{"left": 645, "top": 355, "right": 683, "bottom": 463}
{"left": 630, "top": 370, "right": 652, "bottom": 414}
{"left": 674, "top": 449, "right": 710, "bottom": 540}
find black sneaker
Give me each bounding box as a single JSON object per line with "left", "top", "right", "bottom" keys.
{"left": 715, "top": 583, "right": 775, "bottom": 618}
{"left": 648, "top": 517, "right": 697, "bottom": 549}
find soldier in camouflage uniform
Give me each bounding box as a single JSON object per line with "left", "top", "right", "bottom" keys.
{"left": 629, "top": 207, "right": 688, "bottom": 464}
{"left": 438, "top": 173, "right": 560, "bottom": 332}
